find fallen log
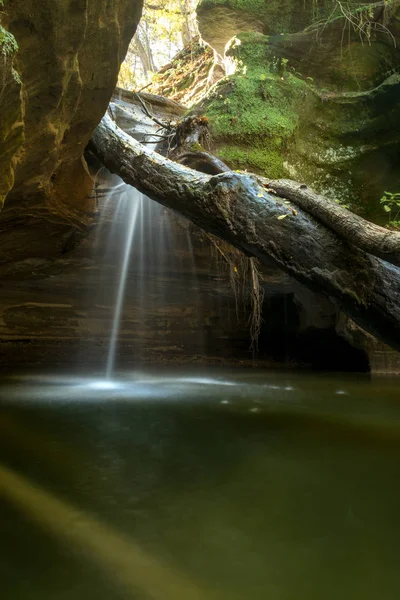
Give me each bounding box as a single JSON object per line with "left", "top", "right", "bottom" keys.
{"left": 264, "top": 178, "right": 400, "bottom": 268}
{"left": 90, "top": 113, "right": 400, "bottom": 351}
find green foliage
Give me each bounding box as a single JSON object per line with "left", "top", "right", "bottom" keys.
{"left": 0, "top": 25, "right": 20, "bottom": 84}
{"left": 380, "top": 191, "right": 400, "bottom": 228}
{"left": 0, "top": 26, "right": 18, "bottom": 57}
{"left": 334, "top": 198, "right": 351, "bottom": 210}
{"left": 118, "top": 0, "right": 197, "bottom": 89}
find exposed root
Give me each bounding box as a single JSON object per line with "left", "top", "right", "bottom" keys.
{"left": 205, "top": 233, "right": 264, "bottom": 351}
{"left": 246, "top": 257, "right": 265, "bottom": 352}
{"left": 314, "top": 1, "right": 398, "bottom": 51}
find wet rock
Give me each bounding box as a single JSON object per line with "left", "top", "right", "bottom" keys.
{"left": 0, "top": 0, "right": 142, "bottom": 267}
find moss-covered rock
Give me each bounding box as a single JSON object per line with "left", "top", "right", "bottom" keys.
{"left": 194, "top": 2, "right": 400, "bottom": 217}
{"left": 199, "top": 32, "right": 310, "bottom": 179}
{"left": 196, "top": 0, "right": 384, "bottom": 54}
{"left": 145, "top": 29, "right": 307, "bottom": 183}
{"left": 287, "top": 73, "right": 400, "bottom": 216}
{"left": 198, "top": 0, "right": 325, "bottom": 40}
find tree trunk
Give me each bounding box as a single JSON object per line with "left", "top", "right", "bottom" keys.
{"left": 180, "top": 5, "right": 191, "bottom": 46}
{"left": 90, "top": 113, "right": 400, "bottom": 352}
{"left": 261, "top": 178, "right": 400, "bottom": 268}
{"left": 134, "top": 29, "right": 152, "bottom": 79}
{"left": 142, "top": 21, "right": 157, "bottom": 73}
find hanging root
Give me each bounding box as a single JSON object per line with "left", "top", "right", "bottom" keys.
{"left": 205, "top": 233, "right": 264, "bottom": 351}
{"left": 246, "top": 257, "right": 265, "bottom": 352}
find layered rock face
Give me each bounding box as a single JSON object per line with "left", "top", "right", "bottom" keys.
{"left": 0, "top": 170, "right": 373, "bottom": 373}
{"left": 0, "top": 0, "right": 142, "bottom": 274}
{"left": 0, "top": 186, "right": 264, "bottom": 371}
{"left": 197, "top": 0, "right": 318, "bottom": 54}
{"left": 0, "top": 0, "right": 398, "bottom": 371}
{"left": 0, "top": 88, "right": 378, "bottom": 373}
{"left": 196, "top": 0, "right": 400, "bottom": 215}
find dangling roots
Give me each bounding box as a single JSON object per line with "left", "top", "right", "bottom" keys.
{"left": 246, "top": 257, "right": 265, "bottom": 352}
{"left": 205, "top": 233, "right": 264, "bottom": 351}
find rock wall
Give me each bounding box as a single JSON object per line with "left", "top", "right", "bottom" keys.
{"left": 0, "top": 1, "right": 398, "bottom": 372}
{"left": 0, "top": 0, "right": 143, "bottom": 273}
{"left": 0, "top": 182, "right": 374, "bottom": 373}
{"left": 195, "top": 0, "right": 400, "bottom": 216}
{"left": 0, "top": 190, "right": 259, "bottom": 371}
{"left": 0, "top": 90, "right": 382, "bottom": 373}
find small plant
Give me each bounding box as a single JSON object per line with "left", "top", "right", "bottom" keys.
{"left": 380, "top": 191, "right": 400, "bottom": 228}
{"left": 334, "top": 198, "right": 351, "bottom": 210}
{"left": 280, "top": 57, "right": 289, "bottom": 74}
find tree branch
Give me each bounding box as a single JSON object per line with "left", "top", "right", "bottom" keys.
{"left": 261, "top": 178, "right": 400, "bottom": 268}
{"left": 89, "top": 113, "right": 400, "bottom": 351}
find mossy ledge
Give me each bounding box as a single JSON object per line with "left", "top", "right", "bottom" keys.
{"left": 201, "top": 32, "right": 310, "bottom": 180}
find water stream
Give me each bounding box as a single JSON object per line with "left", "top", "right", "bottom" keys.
{"left": 94, "top": 173, "right": 203, "bottom": 379}
{"left": 105, "top": 186, "right": 142, "bottom": 379}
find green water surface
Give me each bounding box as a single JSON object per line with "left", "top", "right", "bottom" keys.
{"left": 0, "top": 371, "right": 399, "bottom": 600}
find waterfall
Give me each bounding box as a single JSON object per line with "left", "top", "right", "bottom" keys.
{"left": 105, "top": 187, "right": 142, "bottom": 379}
{"left": 93, "top": 172, "right": 203, "bottom": 379}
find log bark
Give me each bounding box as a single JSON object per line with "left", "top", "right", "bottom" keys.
{"left": 113, "top": 88, "right": 186, "bottom": 118}
{"left": 90, "top": 113, "right": 400, "bottom": 352}
{"left": 263, "top": 179, "right": 400, "bottom": 268}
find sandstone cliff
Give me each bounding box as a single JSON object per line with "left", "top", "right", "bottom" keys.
{"left": 0, "top": 0, "right": 142, "bottom": 274}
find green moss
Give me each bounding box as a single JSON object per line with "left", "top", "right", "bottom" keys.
{"left": 176, "top": 71, "right": 195, "bottom": 91}
{"left": 12, "top": 68, "right": 21, "bottom": 84}
{"left": 207, "top": 75, "right": 300, "bottom": 135}
{"left": 202, "top": 32, "right": 309, "bottom": 178}
{"left": 0, "top": 26, "right": 18, "bottom": 57}
{"left": 218, "top": 145, "right": 285, "bottom": 179}
{"left": 0, "top": 26, "right": 20, "bottom": 84}
{"left": 196, "top": 4, "right": 399, "bottom": 210}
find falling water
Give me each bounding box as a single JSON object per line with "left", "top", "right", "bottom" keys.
{"left": 93, "top": 170, "right": 203, "bottom": 379}
{"left": 105, "top": 186, "right": 142, "bottom": 379}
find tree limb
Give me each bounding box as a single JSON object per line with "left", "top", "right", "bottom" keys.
{"left": 133, "top": 92, "right": 173, "bottom": 132}
{"left": 89, "top": 113, "right": 400, "bottom": 351}
{"left": 261, "top": 178, "right": 400, "bottom": 268}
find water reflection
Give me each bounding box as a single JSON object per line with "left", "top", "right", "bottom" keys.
{"left": 0, "top": 372, "right": 400, "bottom": 599}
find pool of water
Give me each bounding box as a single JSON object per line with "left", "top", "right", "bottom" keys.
{"left": 0, "top": 371, "right": 399, "bottom": 599}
